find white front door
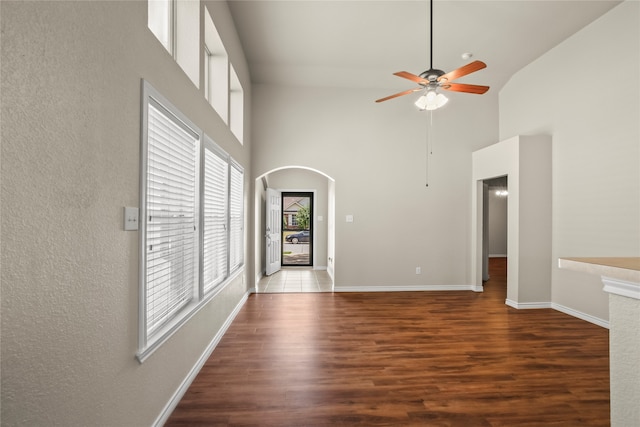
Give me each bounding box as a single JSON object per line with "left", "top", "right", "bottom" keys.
{"left": 265, "top": 188, "right": 282, "bottom": 276}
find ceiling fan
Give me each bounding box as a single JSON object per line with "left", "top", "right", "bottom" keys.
{"left": 376, "top": 0, "right": 489, "bottom": 110}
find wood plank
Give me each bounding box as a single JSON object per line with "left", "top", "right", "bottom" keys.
{"left": 166, "top": 258, "right": 610, "bottom": 426}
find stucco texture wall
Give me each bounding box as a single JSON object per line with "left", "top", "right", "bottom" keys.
{"left": 1, "top": 1, "right": 250, "bottom": 426}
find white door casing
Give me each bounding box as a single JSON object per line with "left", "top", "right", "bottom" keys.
{"left": 265, "top": 188, "right": 282, "bottom": 276}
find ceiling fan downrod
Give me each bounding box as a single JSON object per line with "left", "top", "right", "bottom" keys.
{"left": 423, "top": 0, "right": 444, "bottom": 84}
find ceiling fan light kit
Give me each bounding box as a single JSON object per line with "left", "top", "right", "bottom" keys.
{"left": 415, "top": 89, "right": 448, "bottom": 111}
{"left": 376, "top": 0, "right": 489, "bottom": 110}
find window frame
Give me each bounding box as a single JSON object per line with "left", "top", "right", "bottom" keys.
{"left": 201, "top": 136, "right": 229, "bottom": 295}
{"left": 148, "top": 0, "right": 175, "bottom": 54}
{"left": 138, "top": 80, "right": 244, "bottom": 363}
{"left": 229, "top": 64, "right": 244, "bottom": 144}
{"left": 229, "top": 160, "right": 244, "bottom": 272}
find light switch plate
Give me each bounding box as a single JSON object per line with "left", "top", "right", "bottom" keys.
{"left": 124, "top": 207, "right": 139, "bottom": 231}
{"left": 346, "top": 215, "right": 354, "bottom": 222}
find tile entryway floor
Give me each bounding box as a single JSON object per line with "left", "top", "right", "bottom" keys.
{"left": 256, "top": 269, "right": 333, "bottom": 293}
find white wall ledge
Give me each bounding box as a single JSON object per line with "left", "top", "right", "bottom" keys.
{"left": 558, "top": 257, "right": 640, "bottom": 283}
{"left": 602, "top": 276, "right": 640, "bottom": 300}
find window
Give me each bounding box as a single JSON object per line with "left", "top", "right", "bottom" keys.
{"left": 202, "top": 139, "right": 228, "bottom": 293}
{"left": 148, "top": 0, "right": 173, "bottom": 53}
{"left": 229, "top": 65, "right": 244, "bottom": 144}
{"left": 149, "top": 2, "right": 244, "bottom": 144}
{"left": 143, "top": 85, "right": 199, "bottom": 339}
{"left": 148, "top": 0, "right": 199, "bottom": 87}
{"left": 204, "top": 6, "right": 229, "bottom": 123}
{"left": 139, "top": 81, "right": 244, "bottom": 362}
{"left": 229, "top": 162, "right": 244, "bottom": 271}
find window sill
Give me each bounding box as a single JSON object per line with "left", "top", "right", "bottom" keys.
{"left": 136, "top": 266, "right": 244, "bottom": 363}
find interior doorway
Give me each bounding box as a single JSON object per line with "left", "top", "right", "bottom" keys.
{"left": 483, "top": 176, "right": 508, "bottom": 283}
{"left": 282, "top": 192, "right": 313, "bottom": 267}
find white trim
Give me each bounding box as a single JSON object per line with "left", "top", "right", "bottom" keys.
{"left": 505, "top": 299, "right": 609, "bottom": 329}
{"left": 489, "top": 254, "right": 507, "bottom": 258}
{"left": 602, "top": 276, "right": 640, "bottom": 300}
{"left": 551, "top": 302, "right": 609, "bottom": 329}
{"left": 313, "top": 265, "right": 327, "bottom": 271}
{"left": 152, "top": 290, "right": 251, "bottom": 427}
{"left": 505, "top": 299, "right": 551, "bottom": 309}
{"left": 334, "top": 285, "right": 475, "bottom": 292}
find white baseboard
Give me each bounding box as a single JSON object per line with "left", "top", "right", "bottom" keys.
{"left": 489, "top": 254, "right": 507, "bottom": 258}
{"left": 505, "top": 299, "right": 609, "bottom": 329}
{"left": 505, "top": 299, "right": 552, "bottom": 309}
{"left": 153, "top": 291, "right": 251, "bottom": 427}
{"left": 335, "top": 284, "right": 475, "bottom": 292}
{"left": 313, "top": 265, "right": 327, "bottom": 271}
{"left": 551, "top": 302, "right": 609, "bottom": 329}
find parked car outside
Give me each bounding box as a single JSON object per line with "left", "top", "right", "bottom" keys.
{"left": 285, "top": 230, "right": 310, "bottom": 244}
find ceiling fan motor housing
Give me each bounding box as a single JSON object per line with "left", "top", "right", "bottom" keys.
{"left": 420, "top": 68, "right": 445, "bottom": 83}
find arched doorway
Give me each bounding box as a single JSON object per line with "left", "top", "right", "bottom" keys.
{"left": 253, "top": 166, "right": 336, "bottom": 292}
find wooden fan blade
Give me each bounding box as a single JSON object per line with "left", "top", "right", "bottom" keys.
{"left": 437, "top": 60, "right": 487, "bottom": 83}
{"left": 393, "top": 71, "right": 428, "bottom": 85}
{"left": 375, "top": 88, "right": 422, "bottom": 103}
{"left": 441, "top": 82, "right": 490, "bottom": 94}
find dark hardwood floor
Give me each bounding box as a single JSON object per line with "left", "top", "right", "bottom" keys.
{"left": 166, "top": 258, "right": 610, "bottom": 426}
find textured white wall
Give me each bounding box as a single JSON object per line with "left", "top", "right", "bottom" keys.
{"left": 499, "top": 0, "right": 640, "bottom": 321}
{"left": 609, "top": 294, "right": 640, "bottom": 425}
{"left": 1, "top": 1, "right": 251, "bottom": 426}
{"left": 251, "top": 83, "right": 499, "bottom": 288}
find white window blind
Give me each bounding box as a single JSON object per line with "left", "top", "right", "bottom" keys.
{"left": 202, "top": 144, "right": 228, "bottom": 293}
{"left": 138, "top": 80, "right": 245, "bottom": 362}
{"left": 229, "top": 163, "right": 244, "bottom": 272}
{"left": 145, "top": 100, "right": 198, "bottom": 337}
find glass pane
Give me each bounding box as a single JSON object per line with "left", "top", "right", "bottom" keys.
{"left": 148, "top": 0, "right": 172, "bottom": 53}
{"left": 282, "top": 193, "right": 312, "bottom": 266}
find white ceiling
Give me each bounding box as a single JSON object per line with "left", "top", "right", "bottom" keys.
{"left": 227, "top": 0, "right": 621, "bottom": 92}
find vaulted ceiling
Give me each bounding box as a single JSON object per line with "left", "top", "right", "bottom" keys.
{"left": 228, "top": 0, "right": 621, "bottom": 93}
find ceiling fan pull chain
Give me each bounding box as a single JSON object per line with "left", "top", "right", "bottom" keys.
{"left": 429, "top": 109, "right": 434, "bottom": 155}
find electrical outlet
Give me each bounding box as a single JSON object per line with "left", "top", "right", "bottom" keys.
{"left": 416, "top": 267, "right": 421, "bottom": 275}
